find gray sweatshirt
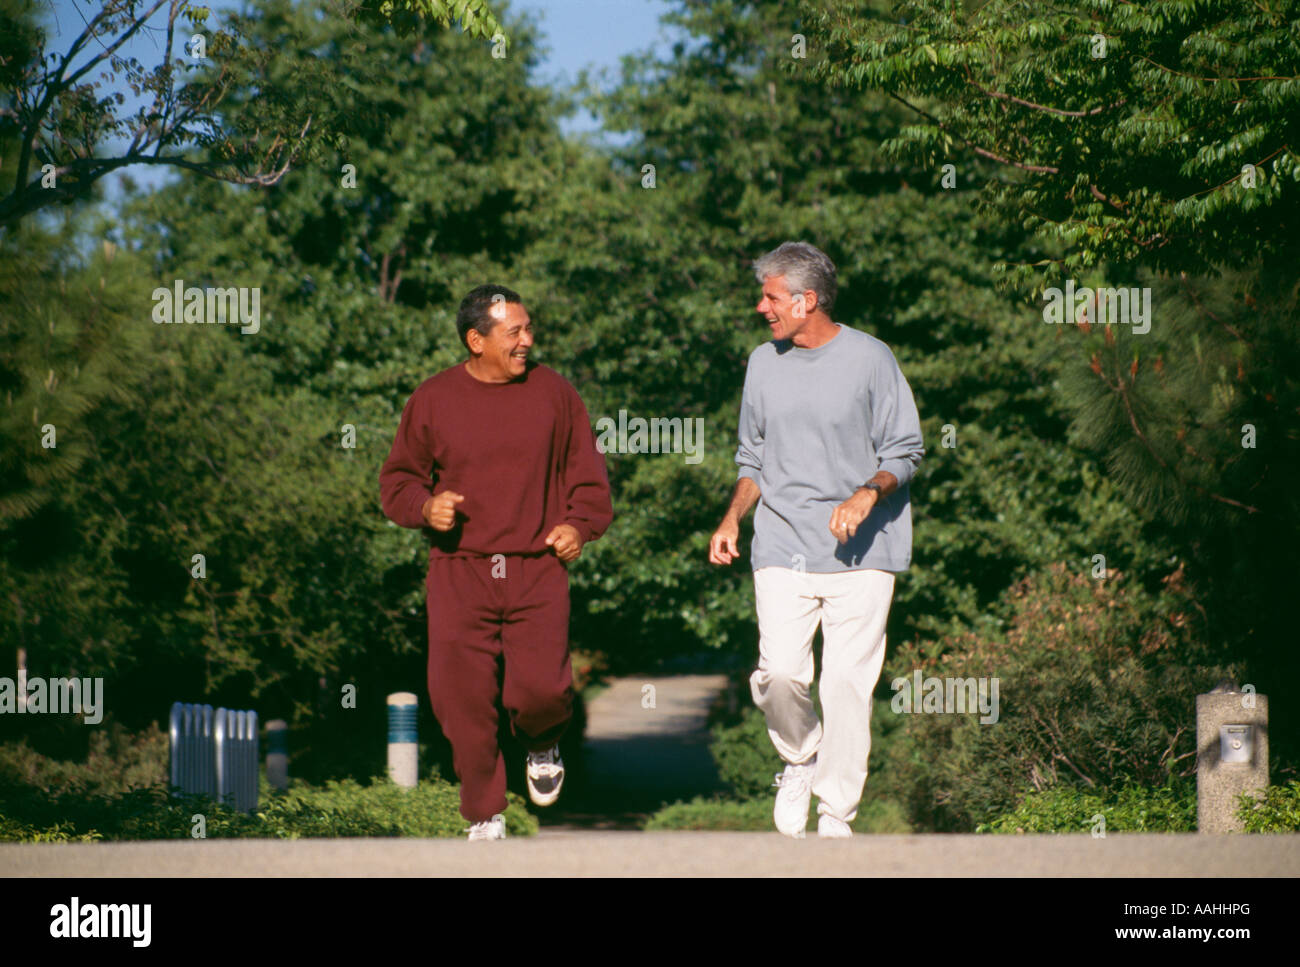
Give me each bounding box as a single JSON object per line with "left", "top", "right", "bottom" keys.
{"left": 735, "top": 323, "right": 924, "bottom": 573}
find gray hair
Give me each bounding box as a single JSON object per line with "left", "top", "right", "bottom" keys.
{"left": 752, "top": 241, "right": 837, "bottom": 314}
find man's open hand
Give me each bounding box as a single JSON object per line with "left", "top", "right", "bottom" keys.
{"left": 829, "top": 489, "right": 877, "bottom": 543}
{"left": 545, "top": 523, "right": 584, "bottom": 562}
{"left": 708, "top": 518, "right": 741, "bottom": 565}
{"left": 422, "top": 491, "right": 465, "bottom": 531}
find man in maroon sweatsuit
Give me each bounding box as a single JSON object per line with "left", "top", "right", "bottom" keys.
{"left": 379, "top": 285, "right": 613, "bottom": 836}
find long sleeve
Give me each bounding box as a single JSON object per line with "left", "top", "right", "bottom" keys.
{"left": 870, "top": 349, "right": 924, "bottom": 489}
{"left": 735, "top": 361, "right": 764, "bottom": 484}
{"left": 560, "top": 385, "right": 614, "bottom": 544}
{"left": 379, "top": 389, "right": 435, "bottom": 529}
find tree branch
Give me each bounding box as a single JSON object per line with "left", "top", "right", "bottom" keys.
{"left": 888, "top": 92, "right": 1061, "bottom": 173}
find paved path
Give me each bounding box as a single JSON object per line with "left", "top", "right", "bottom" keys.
{"left": 4, "top": 832, "right": 1297, "bottom": 877}
{"left": 540, "top": 674, "right": 730, "bottom": 829}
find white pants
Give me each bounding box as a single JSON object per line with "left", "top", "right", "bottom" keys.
{"left": 749, "top": 566, "right": 895, "bottom": 823}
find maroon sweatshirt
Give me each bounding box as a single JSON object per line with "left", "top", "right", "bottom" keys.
{"left": 379, "top": 360, "right": 613, "bottom": 557}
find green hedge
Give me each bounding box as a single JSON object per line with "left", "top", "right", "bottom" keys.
{"left": 0, "top": 729, "right": 536, "bottom": 841}
{"left": 646, "top": 793, "right": 910, "bottom": 833}
{"left": 0, "top": 774, "right": 537, "bottom": 841}
{"left": 1238, "top": 780, "right": 1300, "bottom": 832}
{"left": 977, "top": 780, "right": 1197, "bottom": 833}
{"left": 872, "top": 563, "right": 1237, "bottom": 831}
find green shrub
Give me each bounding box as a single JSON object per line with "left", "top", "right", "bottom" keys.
{"left": 1238, "top": 780, "right": 1300, "bottom": 832}
{"left": 0, "top": 767, "right": 537, "bottom": 841}
{"left": 710, "top": 706, "right": 784, "bottom": 801}
{"left": 873, "top": 563, "right": 1236, "bottom": 831}
{"left": 977, "top": 779, "right": 1196, "bottom": 833}
{"left": 646, "top": 793, "right": 910, "bottom": 833}
{"left": 0, "top": 723, "right": 169, "bottom": 800}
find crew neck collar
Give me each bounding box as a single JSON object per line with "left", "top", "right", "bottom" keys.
{"left": 460, "top": 359, "right": 531, "bottom": 386}
{"left": 785, "top": 323, "right": 843, "bottom": 354}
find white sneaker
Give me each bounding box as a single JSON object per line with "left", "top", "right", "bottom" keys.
{"left": 817, "top": 813, "right": 853, "bottom": 839}
{"left": 525, "top": 745, "right": 565, "bottom": 806}
{"left": 466, "top": 814, "right": 506, "bottom": 841}
{"left": 772, "top": 757, "right": 816, "bottom": 839}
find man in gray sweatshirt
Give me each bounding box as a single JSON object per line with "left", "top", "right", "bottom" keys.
{"left": 708, "top": 241, "right": 924, "bottom": 838}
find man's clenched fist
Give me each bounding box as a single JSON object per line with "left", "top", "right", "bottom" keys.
{"left": 545, "top": 523, "right": 584, "bottom": 562}
{"left": 422, "top": 491, "right": 465, "bottom": 531}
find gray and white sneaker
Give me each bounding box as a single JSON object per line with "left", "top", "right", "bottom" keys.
{"left": 526, "top": 745, "right": 565, "bottom": 806}
{"left": 772, "top": 757, "right": 816, "bottom": 839}
{"left": 466, "top": 814, "right": 506, "bottom": 841}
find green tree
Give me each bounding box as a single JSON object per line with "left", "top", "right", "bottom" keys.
{"left": 560, "top": 0, "right": 1176, "bottom": 667}
{"left": 84, "top": 0, "right": 567, "bottom": 771}
{"left": 804, "top": 0, "right": 1300, "bottom": 758}
{"left": 0, "top": 0, "right": 505, "bottom": 229}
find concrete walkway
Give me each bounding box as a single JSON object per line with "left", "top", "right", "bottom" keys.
{"left": 4, "top": 831, "right": 1297, "bottom": 877}
{"left": 540, "top": 673, "right": 730, "bottom": 829}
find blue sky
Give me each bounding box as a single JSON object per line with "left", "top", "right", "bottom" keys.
{"left": 40, "top": 0, "right": 680, "bottom": 201}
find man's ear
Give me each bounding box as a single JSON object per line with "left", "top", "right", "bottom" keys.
{"left": 802, "top": 290, "right": 819, "bottom": 315}
{"left": 466, "top": 327, "right": 483, "bottom": 355}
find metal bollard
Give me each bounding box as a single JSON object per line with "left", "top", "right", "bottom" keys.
{"left": 1196, "top": 681, "right": 1268, "bottom": 833}
{"left": 266, "top": 719, "right": 289, "bottom": 792}
{"left": 387, "top": 692, "right": 418, "bottom": 788}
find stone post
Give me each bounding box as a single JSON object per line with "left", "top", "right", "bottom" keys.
{"left": 1197, "top": 681, "right": 1268, "bottom": 833}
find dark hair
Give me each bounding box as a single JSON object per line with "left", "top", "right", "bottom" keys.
{"left": 456, "top": 284, "right": 523, "bottom": 349}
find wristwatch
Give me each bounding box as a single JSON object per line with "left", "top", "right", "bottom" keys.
{"left": 860, "top": 482, "right": 884, "bottom": 498}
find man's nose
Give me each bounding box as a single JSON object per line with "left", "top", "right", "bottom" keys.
{"left": 519, "top": 330, "right": 534, "bottom": 347}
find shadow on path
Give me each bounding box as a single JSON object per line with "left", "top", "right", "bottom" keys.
{"left": 535, "top": 675, "right": 732, "bottom": 830}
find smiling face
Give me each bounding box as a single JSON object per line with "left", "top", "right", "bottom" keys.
{"left": 756, "top": 274, "right": 817, "bottom": 343}
{"left": 466, "top": 300, "right": 533, "bottom": 383}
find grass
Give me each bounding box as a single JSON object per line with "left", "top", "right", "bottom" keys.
{"left": 645, "top": 793, "right": 911, "bottom": 833}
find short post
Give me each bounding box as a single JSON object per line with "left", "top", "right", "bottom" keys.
{"left": 1196, "top": 681, "right": 1268, "bottom": 833}
{"left": 16, "top": 647, "right": 27, "bottom": 713}
{"left": 266, "top": 719, "right": 289, "bottom": 792}
{"left": 387, "top": 692, "right": 418, "bottom": 788}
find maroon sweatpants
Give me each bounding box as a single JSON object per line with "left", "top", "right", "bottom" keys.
{"left": 426, "top": 552, "right": 573, "bottom": 823}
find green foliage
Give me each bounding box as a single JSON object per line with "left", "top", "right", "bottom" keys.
{"left": 977, "top": 778, "right": 1196, "bottom": 834}
{"left": 1237, "top": 781, "right": 1300, "bottom": 833}
{"left": 709, "top": 704, "right": 785, "bottom": 802}
{"left": 804, "top": 0, "right": 1300, "bottom": 763}
{"left": 646, "top": 792, "right": 910, "bottom": 833}
{"left": 6, "top": 0, "right": 1283, "bottom": 815}
{"left": 0, "top": 722, "right": 169, "bottom": 800}
{"left": 809, "top": 0, "right": 1300, "bottom": 280}
{"left": 0, "top": 0, "right": 505, "bottom": 228}
{"left": 350, "top": 0, "right": 505, "bottom": 40}
{"left": 0, "top": 230, "right": 146, "bottom": 525}
{"left": 0, "top": 764, "right": 536, "bottom": 841}
{"left": 1052, "top": 265, "right": 1300, "bottom": 756}
{"left": 562, "top": 0, "right": 1181, "bottom": 665}
{"left": 873, "top": 562, "right": 1235, "bottom": 831}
